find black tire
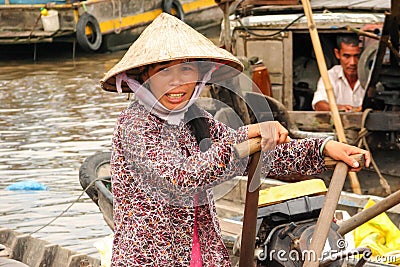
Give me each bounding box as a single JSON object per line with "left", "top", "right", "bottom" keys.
{"left": 79, "top": 151, "right": 111, "bottom": 205}
{"left": 358, "top": 43, "right": 378, "bottom": 89}
{"left": 76, "top": 13, "right": 102, "bottom": 52}
{"left": 162, "top": 0, "right": 185, "bottom": 22}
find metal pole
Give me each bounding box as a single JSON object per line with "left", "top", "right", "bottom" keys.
{"left": 33, "top": 43, "right": 37, "bottom": 62}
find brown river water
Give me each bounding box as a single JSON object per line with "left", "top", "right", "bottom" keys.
{"left": 0, "top": 27, "right": 221, "bottom": 259}
{"left": 0, "top": 46, "right": 132, "bottom": 258}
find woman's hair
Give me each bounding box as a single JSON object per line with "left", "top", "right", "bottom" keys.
{"left": 126, "top": 66, "right": 149, "bottom": 84}
{"left": 184, "top": 104, "right": 212, "bottom": 152}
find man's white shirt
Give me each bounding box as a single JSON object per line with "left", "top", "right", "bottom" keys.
{"left": 312, "top": 65, "right": 366, "bottom": 110}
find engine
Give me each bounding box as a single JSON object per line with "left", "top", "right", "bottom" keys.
{"left": 254, "top": 180, "right": 346, "bottom": 267}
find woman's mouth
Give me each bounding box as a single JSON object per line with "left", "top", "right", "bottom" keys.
{"left": 164, "top": 92, "right": 187, "bottom": 105}
{"left": 166, "top": 93, "right": 185, "bottom": 98}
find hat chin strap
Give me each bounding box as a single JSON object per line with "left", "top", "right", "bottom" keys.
{"left": 116, "top": 65, "right": 217, "bottom": 125}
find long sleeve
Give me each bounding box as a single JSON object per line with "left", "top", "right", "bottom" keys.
{"left": 112, "top": 101, "right": 249, "bottom": 199}
{"left": 262, "top": 138, "right": 326, "bottom": 177}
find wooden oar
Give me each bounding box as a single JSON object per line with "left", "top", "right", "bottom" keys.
{"left": 238, "top": 151, "right": 261, "bottom": 267}
{"left": 303, "top": 163, "right": 348, "bottom": 267}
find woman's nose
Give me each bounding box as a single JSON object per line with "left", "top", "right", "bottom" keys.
{"left": 167, "top": 69, "right": 182, "bottom": 86}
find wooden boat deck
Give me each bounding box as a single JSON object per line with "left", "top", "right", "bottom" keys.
{"left": 0, "top": 227, "right": 101, "bottom": 267}
{"left": 0, "top": 30, "right": 74, "bottom": 44}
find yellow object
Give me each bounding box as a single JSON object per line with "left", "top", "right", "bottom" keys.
{"left": 354, "top": 199, "right": 400, "bottom": 265}
{"left": 98, "top": 0, "right": 216, "bottom": 36}
{"left": 258, "top": 179, "right": 327, "bottom": 207}
{"left": 93, "top": 234, "right": 113, "bottom": 267}
{"left": 40, "top": 7, "right": 48, "bottom": 16}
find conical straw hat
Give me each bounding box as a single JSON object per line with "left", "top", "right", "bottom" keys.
{"left": 101, "top": 12, "right": 243, "bottom": 93}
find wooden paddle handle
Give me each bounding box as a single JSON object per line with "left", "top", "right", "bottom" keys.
{"left": 233, "top": 137, "right": 365, "bottom": 168}
{"left": 233, "top": 136, "right": 291, "bottom": 158}
{"left": 234, "top": 137, "right": 262, "bottom": 158}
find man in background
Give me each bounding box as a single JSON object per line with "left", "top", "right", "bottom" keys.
{"left": 312, "top": 35, "right": 366, "bottom": 112}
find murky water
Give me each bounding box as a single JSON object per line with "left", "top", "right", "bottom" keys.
{"left": 0, "top": 48, "right": 132, "bottom": 258}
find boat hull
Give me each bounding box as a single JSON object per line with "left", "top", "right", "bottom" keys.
{"left": 79, "top": 151, "right": 400, "bottom": 267}
{"left": 0, "top": 227, "right": 101, "bottom": 267}
{"left": 0, "top": 0, "right": 222, "bottom": 51}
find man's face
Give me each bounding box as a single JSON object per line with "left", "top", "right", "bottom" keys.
{"left": 334, "top": 43, "right": 361, "bottom": 79}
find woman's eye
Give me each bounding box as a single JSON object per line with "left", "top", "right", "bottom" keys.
{"left": 182, "top": 66, "right": 193, "bottom": 71}
{"left": 181, "top": 63, "right": 197, "bottom": 72}
{"left": 152, "top": 67, "right": 169, "bottom": 76}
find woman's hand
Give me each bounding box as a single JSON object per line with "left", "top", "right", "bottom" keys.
{"left": 248, "top": 121, "right": 290, "bottom": 151}
{"left": 323, "top": 140, "right": 371, "bottom": 171}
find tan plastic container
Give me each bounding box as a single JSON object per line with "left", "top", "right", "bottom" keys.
{"left": 41, "top": 10, "right": 60, "bottom": 32}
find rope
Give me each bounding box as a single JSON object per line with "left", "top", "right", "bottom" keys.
{"left": 28, "top": 13, "right": 43, "bottom": 40}
{"left": 82, "top": 2, "right": 88, "bottom": 12}
{"left": 30, "top": 177, "right": 107, "bottom": 235}
{"left": 111, "top": 0, "right": 122, "bottom": 34}
{"left": 233, "top": 14, "right": 305, "bottom": 38}
{"left": 357, "top": 108, "right": 391, "bottom": 195}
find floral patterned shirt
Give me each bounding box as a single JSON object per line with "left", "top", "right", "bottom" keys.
{"left": 110, "top": 100, "right": 326, "bottom": 266}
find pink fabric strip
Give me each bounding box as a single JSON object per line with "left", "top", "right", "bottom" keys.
{"left": 190, "top": 195, "right": 203, "bottom": 267}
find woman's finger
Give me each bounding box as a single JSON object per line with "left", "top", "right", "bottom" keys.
{"left": 277, "top": 126, "right": 289, "bottom": 144}
{"left": 324, "top": 141, "right": 371, "bottom": 169}
{"left": 342, "top": 154, "right": 361, "bottom": 168}
{"left": 259, "top": 121, "right": 290, "bottom": 150}
{"left": 261, "top": 132, "right": 277, "bottom": 151}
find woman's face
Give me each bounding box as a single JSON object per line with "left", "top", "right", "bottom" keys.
{"left": 145, "top": 60, "right": 199, "bottom": 110}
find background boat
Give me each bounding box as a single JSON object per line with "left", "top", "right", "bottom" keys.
{"left": 0, "top": 0, "right": 222, "bottom": 53}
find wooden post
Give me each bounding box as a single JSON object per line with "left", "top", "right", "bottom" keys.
{"left": 299, "top": 0, "right": 363, "bottom": 265}
{"left": 239, "top": 152, "right": 261, "bottom": 267}
{"left": 300, "top": 0, "right": 362, "bottom": 195}
{"left": 215, "top": 0, "right": 234, "bottom": 51}
{"left": 302, "top": 162, "right": 349, "bottom": 267}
